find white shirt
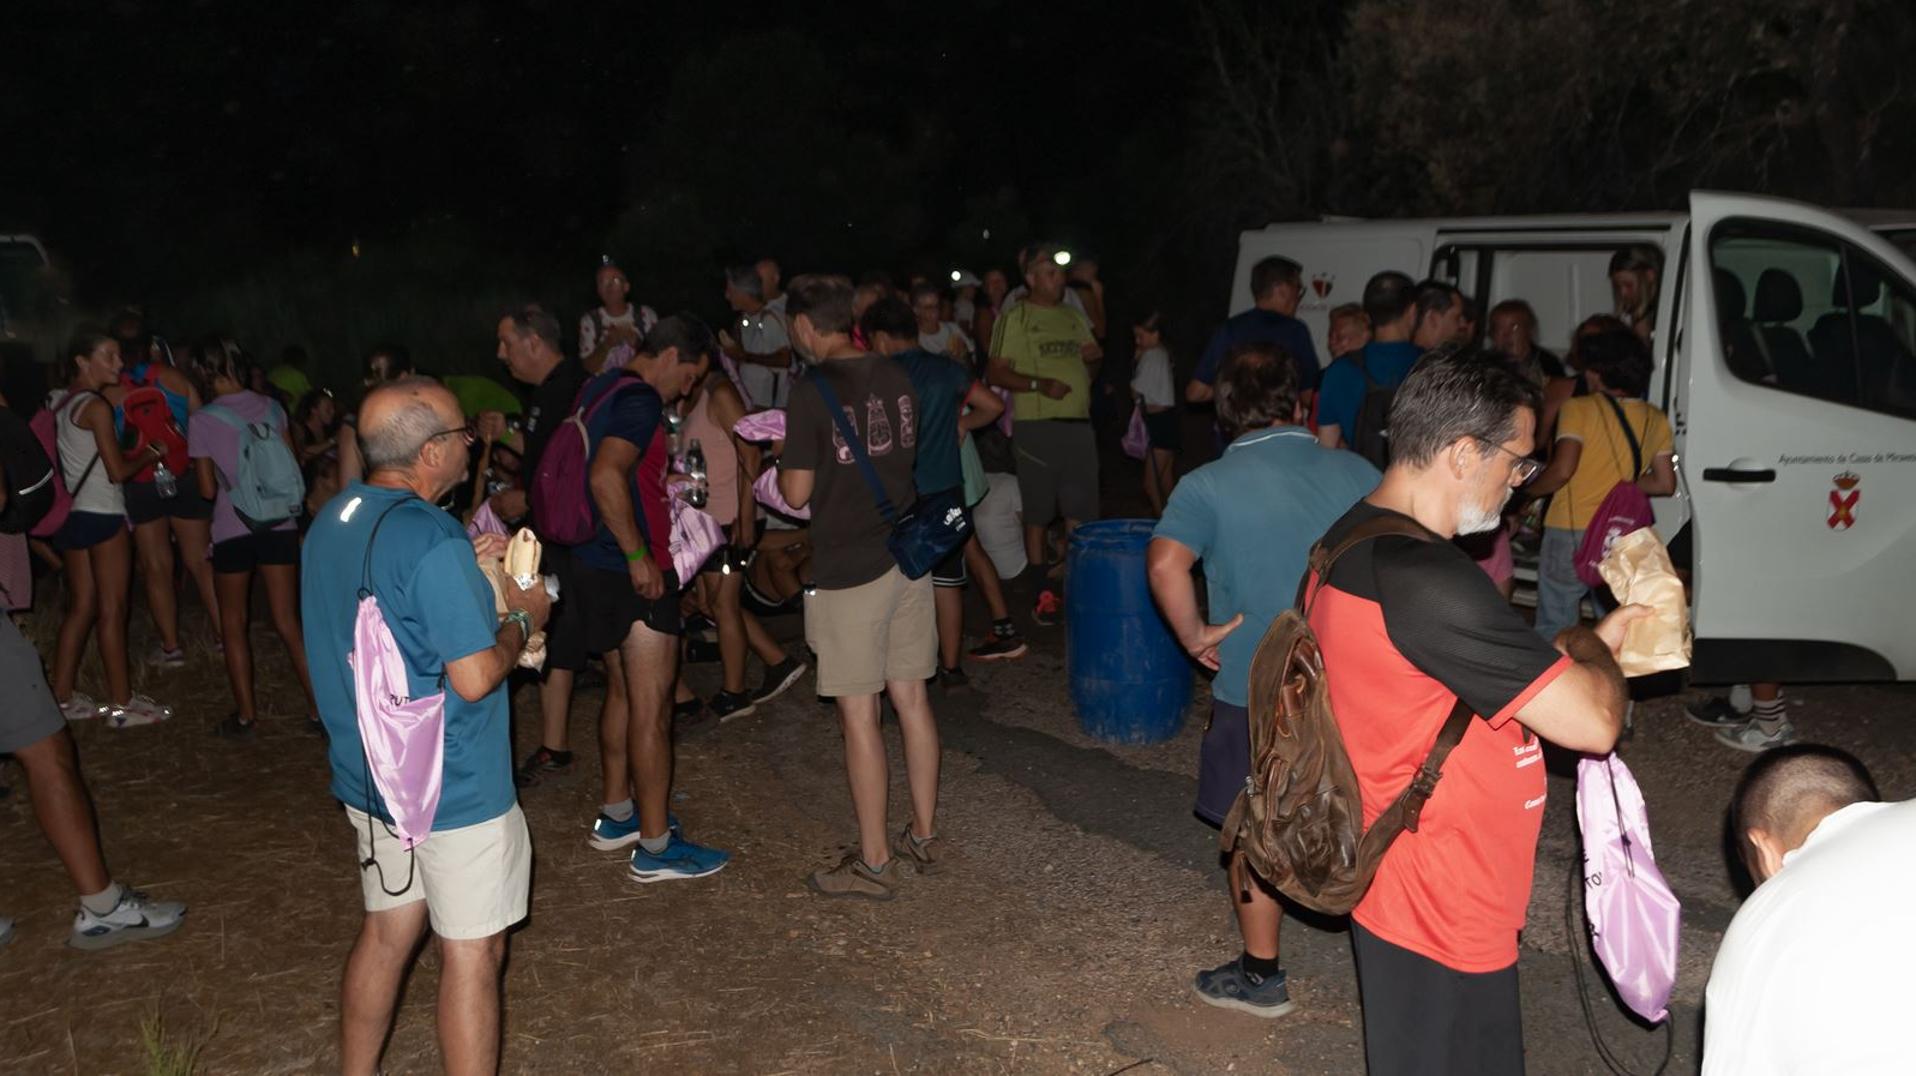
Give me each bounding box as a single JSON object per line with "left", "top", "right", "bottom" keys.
{"left": 1702, "top": 799, "right": 1916, "bottom": 1075}
{"left": 51, "top": 390, "right": 122, "bottom": 516}
{"left": 578, "top": 304, "right": 659, "bottom": 361}
{"left": 918, "top": 321, "right": 975, "bottom": 358}
{"left": 1131, "top": 346, "right": 1175, "bottom": 407}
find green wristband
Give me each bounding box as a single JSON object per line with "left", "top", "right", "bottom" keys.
{"left": 624, "top": 546, "right": 648, "bottom": 563}
{"left": 503, "top": 609, "right": 532, "bottom": 645}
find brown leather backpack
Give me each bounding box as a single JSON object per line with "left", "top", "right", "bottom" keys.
{"left": 1219, "top": 515, "right": 1474, "bottom": 915}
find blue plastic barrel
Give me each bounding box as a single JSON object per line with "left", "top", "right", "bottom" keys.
{"left": 1066, "top": 519, "right": 1192, "bottom": 744}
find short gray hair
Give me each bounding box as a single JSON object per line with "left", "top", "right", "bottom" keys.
{"left": 359, "top": 376, "right": 449, "bottom": 472}
{"left": 725, "top": 264, "right": 763, "bottom": 301}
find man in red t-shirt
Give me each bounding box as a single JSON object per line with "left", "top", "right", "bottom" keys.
{"left": 1308, "top": 348, "right": 1648, "bottom": 1075}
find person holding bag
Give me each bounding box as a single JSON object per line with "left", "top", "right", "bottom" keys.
{"left": 1525, "top": 328, "right": 1677, "bottom": 642}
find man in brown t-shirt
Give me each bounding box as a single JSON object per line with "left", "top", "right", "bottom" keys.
{"left": 779, "top": 274, "right": 945, "bottom": 900}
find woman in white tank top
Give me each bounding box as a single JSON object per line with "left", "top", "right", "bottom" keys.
{"left": 47, "top": 330, "right": 172, "bottom": 727}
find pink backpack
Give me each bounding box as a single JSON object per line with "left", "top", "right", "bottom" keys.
{"left": 1121, "top": 401, "right": 1149, "bottom": 460}
{"left": 348, "top": 502, "right": 445, "bottom": 863}
{"left": 27, "top": 392, "right": 102, "bottom": 539}
{"left": 1573, "top": 395, "right": 1656, "bottom": 588}
{"left": 530, "top": 373, "right": 642, "bottom": 546}
{"left": 1575, "top": 753, "right": 1680, "bottom": 1023}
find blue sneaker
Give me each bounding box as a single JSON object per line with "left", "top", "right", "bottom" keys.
{"left": 588, "top": 811, "right": 680, "bottom": 851}
{"left": 628, "top": 833, "right": 730, "bottom": 883}
{"left": 1193, "top": 955, "right": 1296, "bottom": 1018}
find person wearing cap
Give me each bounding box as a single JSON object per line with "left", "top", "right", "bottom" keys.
{"left": 949, "top": 269, "right": 982, "bottom": 328}
{"left": 579, "top": 260, "right": 660, "bottom": 374}
{"left": 1187, "top": 255, "right": 1320, "bottom": 406}
{"left": 1000, "top": 244, "right": 1090, "bottom": 319}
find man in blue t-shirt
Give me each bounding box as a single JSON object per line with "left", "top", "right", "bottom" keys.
{"left": 1315, "top": 271, "right": 1423, "bottom": 456}
{"left": 302, "top": 377, "right": 551, "bottom": 1076}
{"left": 1188, "top": 255, "right": 1322, "bottom": 404}
{"left": 1149, "top": 345, "right": 1380, "bottom": 1018}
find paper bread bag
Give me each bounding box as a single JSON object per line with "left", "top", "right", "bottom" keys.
{"left": 1596, "top": 527, "right": 1691, "bottom": 678}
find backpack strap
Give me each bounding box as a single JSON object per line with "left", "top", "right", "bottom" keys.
{"left": 1599, "top": 393, "right": 1644, "bottom": 477}
{"left": 1293, "top": 513, "right": 1436, "bottom": 612}
{"left": 1398, "top": 698, "right": 1475, "bottom": 833}
{"left": 808, "top": 371, "right": 899, "bottom": 524}
{"left": 59, "top": 391, "right": 104, "bottom": 497}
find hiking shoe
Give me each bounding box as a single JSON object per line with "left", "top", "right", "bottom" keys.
{"left": 104, "top": 695, "right": 171, "bottom": 729}
{"left": 751, "top": 658, "right": 809, "bottom": 704}
{"left": 1685, "top": 695, "right": 1749, "bottom": 728}
{"left": 890, "top": 827, "right": 949, "bottom": 875}
{"left": 1032, "top": 588, "right": 1063, "bottom": 627}
{"left": 807, "top": 852, "right": 899, "bottom": 900}
{"left": 513, "top": 746, "right": 574, "bottom": 788}
{"left": 628, "top": 833, "right": 730, "bottom": 883}
{"left": 710, "top": 690, "right": 756, "bottom": 723}
{"left": 1193, "top": 956, "right": 1296, "bottom": 1018}
{"left": 935, "top": 666, "right": 970, "bottom": 693}
{"left": 60, "top": 693, "right": 105, "bottom": 721}
{"left": 1716, "top": 719, "right": 1798, "bottom": 753}
{"left": 212, "top": 714, "right": 256, "bottom": 740}
{"left": 147, "top": 646, "right": 186, "bottom": 669}
{"left": 969, "top": 624, "right": 1028, "bottom": 662}
{"left": 588, "top": 811, "right": 681, "bottom": 851}
{"left": 69, "top": 889, "right": 187, "bottom": 951}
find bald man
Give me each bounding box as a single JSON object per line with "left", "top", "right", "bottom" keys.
{"left": 1704, "top": 746, "right": 1911, "bottom": 1075}
{"left": 301, "top": 377, "right": 551, "bottom": 1076}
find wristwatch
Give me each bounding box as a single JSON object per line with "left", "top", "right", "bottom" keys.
{"left": 1029, "top": 377, "right": 1039, "bottom": 392}
{"left": 504, "top": 609, "right": 533, "bottom": 645}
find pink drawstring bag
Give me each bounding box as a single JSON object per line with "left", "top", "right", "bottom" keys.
{"left": 668, "top": 489, "right": 725, "bottom": 584}
{"left": 1575, "top": 752, "right": 1680, "bottom": 1023}
{"left": 1121, "top": 402, "right": 1149, "bottom": 460}
{"left": 347, "top": 502, "right": 445, "bottom": 856}
{"left": 732, "top": 409, "right": 786, "bottom": 443}
{"left": 753, "top": 464, "right": 810, "bottom": 520}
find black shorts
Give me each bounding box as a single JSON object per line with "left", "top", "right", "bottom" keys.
{"left": 211, "top": 529, "right": 299, "bottom": 573}
{"left": 1195, "top": 700, "right": 1250, "bottom": 826}
{"left": 1142, "top": 408, "right": 1182, "bottom": 453}
{"left": 571, "top": 561, "right": 683, "bottom": 654}
{"left": 124, "top": 479, "right": 213, "bottom": 525}
{"left": 930, "top": 507, "right": 972, "bottom": 589}
{"left": 54, "top": 511, "right": 125, "bottom": 552}
{"left": 1351, "top": 922, "right": 1523, "bottom": 1076}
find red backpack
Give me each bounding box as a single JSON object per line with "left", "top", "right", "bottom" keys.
{"left": 118, "top": 365, "right": 189, "bottom": 483}
{"left": 27, "top": 392, "right": 103, "bottom": 539}
{"left": 1572, "top": 395, "right": 1656, "bottom": 588}
{"left": 530, "top": 373, "right": 643, "bottom": 546}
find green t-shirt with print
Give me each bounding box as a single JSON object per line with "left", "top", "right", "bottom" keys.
{"left": 990, "top": 300, "right": 1095, "bottom": 422}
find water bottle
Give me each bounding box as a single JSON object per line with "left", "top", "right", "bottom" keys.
{"left": 685, "top": 438, "right": 708, "bottom": 509}
{"left": 153, "top": 459, "right": 178, "bottom": 499}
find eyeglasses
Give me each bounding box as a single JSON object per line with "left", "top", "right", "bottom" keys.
{"left": 427, "top": 426, "right": 475, "bottom": 448}
{"left": 1477, "top": 438, "right": 1541, "bottom": 485}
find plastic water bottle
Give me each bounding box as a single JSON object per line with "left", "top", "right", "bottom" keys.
{"left": 685, "top": 438, "right": 708, "bottom": 509}
{"left": 153, "top": 460, "right": 178, "bottom": 499}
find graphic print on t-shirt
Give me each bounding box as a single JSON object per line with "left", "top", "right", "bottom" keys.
{"left": 829, "top": 395, "right": 914, "bottom": 464}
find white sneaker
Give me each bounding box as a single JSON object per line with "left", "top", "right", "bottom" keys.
{"left": 69, "top": 889, "right": 187, "bottom": 951}
{"left": 61, "top": 693, "right": 106, "bottom": 721}
{"left": 104, "top": 695, "right": 172, "bottom": 728}
{"left": 68, "top": 888, "right": 185, "bottom": 945}
{"left": 1716, "top": 718, "right": 1798, "bottom": 753}
{"left": 146, "top": 645, "right": 186, "bottom": 668}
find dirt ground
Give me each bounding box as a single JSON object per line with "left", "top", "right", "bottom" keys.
{"left": 4, "top": 549, "right": 1915, "bottom": 1074}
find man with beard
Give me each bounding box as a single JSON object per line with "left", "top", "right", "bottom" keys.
{"left": 1307, "top": 350, "right": 1647, "bottom": 1075}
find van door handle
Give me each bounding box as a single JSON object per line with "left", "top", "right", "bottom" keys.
{"left": 1701, "top": 467, "right": 1776, "bottom": 483}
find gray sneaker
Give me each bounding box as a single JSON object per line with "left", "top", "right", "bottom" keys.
{"left": 69, "top": 889, "right": 187, "bottom": 951}
{"left": 807, "top": 852, "right": 899, "bottom": 900}
{"left": 1716, "top": 718, "right": 1798, "bottom": 753}
{"left": 1685, "top": 696, "right": 1749, "bottom": 728}
{"left": 1193, "top": 956, "right": 1296, "bottom": 1018}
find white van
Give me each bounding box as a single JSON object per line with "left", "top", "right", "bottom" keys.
{"left": 1228, "top": 193, "right": 1916, "bottom": 684}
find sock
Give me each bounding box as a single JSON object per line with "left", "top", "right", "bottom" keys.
{"left": 1241, "top": 950, "right": 1283, "bottom": 982}
{"left": 1752, "top": 693, "right": 1787, "bottom": 734}
{"left": 81, "top": 882, "right": 123, "bottom": 917}
{"left": 638, "top": 831, "right": 671, "bottom": 855}
{"left": 602, "top": 799, "right": 634, "bottom": 822}
{"left": 909, "top": 830, "right": 937, "bottom": 847}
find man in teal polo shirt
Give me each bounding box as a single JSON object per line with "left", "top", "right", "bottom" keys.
{"left": 1148, "top": 344, "right": 1379, "bottom": 1018}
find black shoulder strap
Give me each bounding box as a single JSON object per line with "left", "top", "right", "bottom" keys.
{"left": 1599, "top": 393, "right": 1643, "bottom": 477}
{"left": 358, "top": 497, "right": 416, "bottom": 599}
{"left": 1351, "top": 351, "right": 1380, "bottom": 389}
{"left": 809, "top": 370, "right": 898, "bottom": 524}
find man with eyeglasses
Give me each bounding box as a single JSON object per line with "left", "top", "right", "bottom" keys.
{"left": 1305, "top": 349, "right": 1648, "bottom": 1075}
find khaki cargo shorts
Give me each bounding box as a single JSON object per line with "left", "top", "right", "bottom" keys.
{"left": 804, "top": 565, "right": 936, "bottom": 697}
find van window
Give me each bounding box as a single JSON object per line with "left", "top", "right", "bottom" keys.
{"left": 1433, "top": 244, "right": 1645, "bottom": 354}
{"left": 1710, "top": 220, "right": 1916, "bottom": 418}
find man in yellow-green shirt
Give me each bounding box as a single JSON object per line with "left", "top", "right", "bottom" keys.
{"left": 985, "top": 244, "right": 1103, "bottom": 622}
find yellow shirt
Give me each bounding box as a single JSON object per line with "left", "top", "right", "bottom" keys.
{"left": 1546, "top": 395, "right": 1673, "bottom": 531}
{"left": 990, "top": 300, "right": 1095, "bottom": 422}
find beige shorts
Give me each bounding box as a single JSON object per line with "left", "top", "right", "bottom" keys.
{"left": 346, "top": 802, "right": 532, "bottom": 940}
{"left": 804, "top": 565, "right": 936, "bottom": 696}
